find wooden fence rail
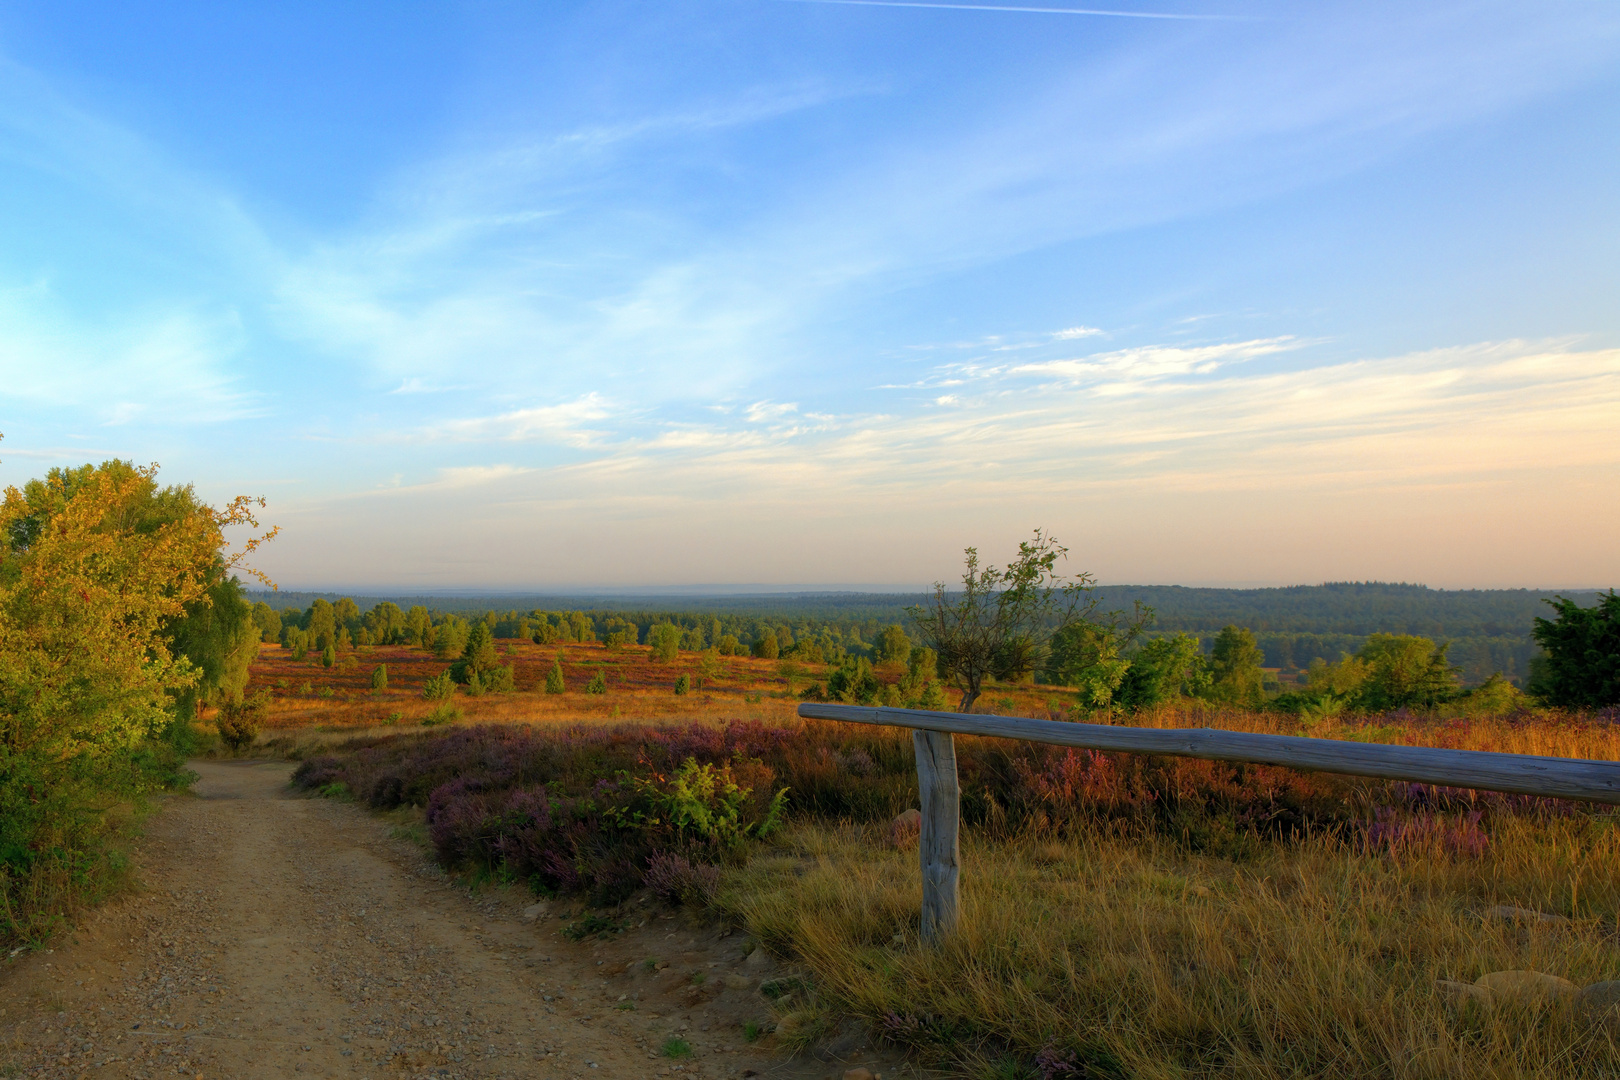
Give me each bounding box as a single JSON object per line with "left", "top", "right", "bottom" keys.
{"left": 797, "top": 702, "right": 1620, "bottom": 942}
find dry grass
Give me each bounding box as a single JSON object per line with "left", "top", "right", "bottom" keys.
{"left": 248, "top": 640, "right": 1620, "bottom": 1078}
{"left": 727, "top": 811, "right": 1620, "bottom": 1079}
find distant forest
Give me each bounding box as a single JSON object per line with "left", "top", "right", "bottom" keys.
{"left": 248, "top": 582, "right": 1604, "bottom": 687}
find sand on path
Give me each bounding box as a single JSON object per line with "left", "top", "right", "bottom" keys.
{"left": 1, "top": 760, "right": 888, "bottom": 1080}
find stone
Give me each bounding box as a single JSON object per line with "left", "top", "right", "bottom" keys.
{"left": 842, "top": 1070, "right": 875, "bottom": 1080}
{"left": 1436, "top": 979, "right": 1492, "bottom": 1009}
{"left": 1474, "top": 970, "right": 1577, "bottom": 1007}
{"left": 1576, "top": 981, "right": 1620, "bottom": 1019}
{"left": 1482, "top": 905, "right": 1569, "bottom": 925}
{"left": 521, "top": 902, "right": 549, "bottom": 921}
{"left": 723, "top": 974, "right": 752, "bottom": 991}
{"left": 888, "top": 809, "right": 922, "bottom": 847}
{"left": 743, "top": 947, "right": 771, "bottom": 970}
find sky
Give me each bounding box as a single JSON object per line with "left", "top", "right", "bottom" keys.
{"left": 0, "top": 0, "right": 1617, "bottom": 591}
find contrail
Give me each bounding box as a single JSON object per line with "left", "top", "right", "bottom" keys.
{"left": 774, "top": 0, "right": 1249, "bottom": 20}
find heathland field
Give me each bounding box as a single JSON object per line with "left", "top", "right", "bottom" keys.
{"left": 228, "top": 634, "right": 1620, "bottom": 1080}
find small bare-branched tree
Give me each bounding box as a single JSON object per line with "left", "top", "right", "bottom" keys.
{"left": 909, "top": 529, "right": 1115, "bottom": 712}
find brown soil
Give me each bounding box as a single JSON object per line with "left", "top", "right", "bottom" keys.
{"left": 0, "top": 761, "right": 909, "bottom": 1080}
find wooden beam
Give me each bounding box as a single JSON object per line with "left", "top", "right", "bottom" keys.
{"left": 913, "top": 730, "right": 961, "bottom": 943}
{"left": 798, "top": 703, "right": 1620, "bottom": 805}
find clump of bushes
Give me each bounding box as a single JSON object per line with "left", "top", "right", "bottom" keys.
{"left": 422, "top": 671, "right": 455, "bottom": 701}
{"left": 215, "top": 694, "right": 267, "bottom": 751}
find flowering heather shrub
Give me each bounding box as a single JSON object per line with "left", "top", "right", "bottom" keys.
{"left": 644, "top": 852, "right": 722, "bottom": 905}
{"left": 1361, "top": 806, "right": 1490, "bottom": 858}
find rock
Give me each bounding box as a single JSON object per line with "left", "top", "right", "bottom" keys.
{"left": 842, "top": 1069, "right": 875, "bottom": 1080}
{"left": 743, "top": 947, "right": 771, "bottom": 970}
{"left": 723, "top": 974, "right": 752, "bottom": 991}
{"left": 521, "top": 902, "right": 549, "bottom": 921}
{"left": 1576, "top": 981, "right": 1620, "bottom": 1019}
{"left": 1474, "top": 970, "right": 1577, "bottom": 1007}
{"left": 1436, "top": 979, "right": 1492, "bottom": 1009}
{"left": 888, "top": 809, "right": 922, "bottom": 847}
{"left": 1483, "top": 905, "right": 1569, "bottom": 925}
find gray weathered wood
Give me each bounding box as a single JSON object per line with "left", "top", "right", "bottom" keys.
{"left": 913, "top": 729, "right": 961, "bottom": 943}
{"left": 798, "top": 703, "right": 1620, "bottom": 805}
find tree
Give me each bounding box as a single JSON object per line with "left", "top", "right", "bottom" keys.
{"left": 321, "top": 645, "right": 335, "bottom": 669}
{"left": 0, "top": 451, "right": 274, "bottom": 933}
{"left": 674, "top": 673, "right": 691, "bottom": 695}
{"left": 649, "top": 623, "right": 682, "bottom": 662}
{"left": 1208, "top": 625, "right": 1265, "bottom": 706}
{"left": 250, "top": 601, "right": 282, "bottom": 643}
{"left": 545, "top": 657, "right": 567, "bottom": 694}
{"left": 586, "top": 670, "right": 607, "bottom": 694}
{"left": 306, "top": 599, "right": 337, "bottom": 653}
{"left": 1356, "top": 633, "right": 1457, "bottom": 710}
{"left": 1115, "top": 634, "right": 1209, "bottom": 711}
{"left": 371, "top": 664, "right": 388, "bottom": 690}
{"left": 1045, "top": 623, "right": 1135, "bottom": 711}
{"left": 875, "top": 624, "right": 911, "bottom": 665}
{"left": 752, "top": 633, "right": 779, "bottom": 661}
{"left": 1530, "top": 591, "right": 1620, "bottom": 708}
{"left": 908, "top": 529, "right": 1111, "bottom": 712}
{"left": 452, "top": 621, "right": 498, "bottom": 684}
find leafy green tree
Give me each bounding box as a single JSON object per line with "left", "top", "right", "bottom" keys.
{"left": 452, "top": 621, "right": 499, "bottom": 684}
{"left": 910, "top": 529, "right": 1114, "bottom": 712}
{"left": 250, "top": 601, "right": 282, "bottom": 643}
{"left": 697, "top": 648, "right": 723, "bottom": 690}
{"left": 321, "top": 645, "right": 335, "bottom": 669}
{"left": 827, "top": 656, "right": 881, "bottom": 704}
{"left": 1356, "top": 633, "right": 1458, "bottom": 710}
{"left": 649, "top": 623, "right": 682, "bottom": 662}
{"left": 1530, "top": 591, "right": 1620, "bottom": 708}
{"left": 545, "top": 657, "right": 567, "bottom": 694}
{"left": 1208, "top": 625, "right": 1266, "bottom": 705}
{"left": 875, "top": 624, "right": 911, "bottom": 665}
{"left": 0, "top": 453, "right": 275, "bottom": 938}
{"left": 432, "top": 615, "right": 469, "bottom": 660}
{"left": 1045, "top": 623, "right": 1135, "bottom": 711}
{"left": 333, "top": 597, "right": 361, "bottom": 637}
{"left": 674, "top": 673, "right": 691, "bottom": 695}
{"left": 1116, "top": 633, "right": 1209, "bottom": 711}
{"left": 404, "top": 605, "right": 432, "bottom": 647}
{"left": 716, "top": 634, "right": 739, "bottom": 656}
{"left": 371, "top": 664, "right": 387, "bottom": 690}
{"left": 306, "top": 599, "right": 337, "bottom": 653}
{"left": 586, "top": 670, "right": 607, "bottom": 694}
{"left": 752, "top": 633, "right": 779, "bottom": 661}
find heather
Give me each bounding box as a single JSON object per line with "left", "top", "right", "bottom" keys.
{"left": 292, "top": 706, "right": 1620, "bottom": 1078}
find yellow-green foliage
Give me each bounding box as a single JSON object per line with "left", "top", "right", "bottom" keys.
{"left": 0, "top": 456, "right": 274, "bottom": 944}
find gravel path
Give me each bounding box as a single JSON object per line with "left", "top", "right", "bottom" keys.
{"left": 0, "top": 760, "right": 898, "bottom": 1080}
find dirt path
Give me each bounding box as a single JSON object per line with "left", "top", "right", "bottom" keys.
{"left": 1, "top": 761, "right": 902, "bottom": 1080}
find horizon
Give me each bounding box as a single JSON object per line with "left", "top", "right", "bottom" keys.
{"left": 2, "top": 1, "right": 1617, "bottom": 589}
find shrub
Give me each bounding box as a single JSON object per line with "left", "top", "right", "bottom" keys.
{"left": 586, "top": 670, "right": 607, "bottom": 694}
{"left": 717, "top": 634, "right": 739, "bottom": 656}
{"left": 674, "top": 673, "right": 691, "bottom": 695}
{"left": 1530, "top": 590, "right": 1619, "bottom": 707}
{"left": 215, "top": 694, "right": 267, "bottom": 751}
{"left": 643, "top": 853, "right": 722, "bottom": 905}
{"left": 321, "top": 645, "right": 335, "bottom": 668}
{"left": 545, "top": 658, "right": 567, "bottom": 694}
{"left": 422, "top": 702, "right": 462, "bottom": 726}
{"left": 753, "top": 633, "right": 779, "bottom": 660}
{"left": 422, "top": 671, "right": 456, "bottom": 701}
{"left": 370, "top": 664, "right": 387, "bottom": 690}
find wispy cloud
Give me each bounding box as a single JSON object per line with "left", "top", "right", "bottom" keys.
{"left": 429, "top": 394, "right": 613, "bottom": 445}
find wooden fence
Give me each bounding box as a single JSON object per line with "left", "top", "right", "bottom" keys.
{"left": 797, "top": 702, "right": 1620, "bottom": 942}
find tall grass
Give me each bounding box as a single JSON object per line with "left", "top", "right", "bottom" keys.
{"left": 295, "top": 706, "right": 1620, "bottom": 1078}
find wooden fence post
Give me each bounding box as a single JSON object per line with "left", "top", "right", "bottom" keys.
{"left": 914, "top": 729, "right": 961, "bottom": 943}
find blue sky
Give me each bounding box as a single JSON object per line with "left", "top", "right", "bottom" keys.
{"left": 1, "top": 0, "right": 1617, "bottom": 590}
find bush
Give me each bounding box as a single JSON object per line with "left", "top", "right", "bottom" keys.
{"left": 215, "top": 694, "right": 267, "bottom": 751}
{"left": 586, "top": 670, "right": 607, "bottom": 694}
{"left": 422, "top": 671, "right": 456, "bottom": 701}
{"left": 545, "top": 658, "right": 567, "bottom": 694}
{"left": 717, "top": 634, "right": 740, "bottom": 656}
{"left": 321, "top": 645, "right": 335, "bottom": 669}
{"left": 422, "top": 702, "right": 462, "bottom": 726}
{"left": 1530, "top": 590, "right": 1619, "bottom": 707}
{"left": 371, "top": 664, "right": 387, "bottom": 690}
{"left": 674, "top": 673, "right": 691, "bottom": 695}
